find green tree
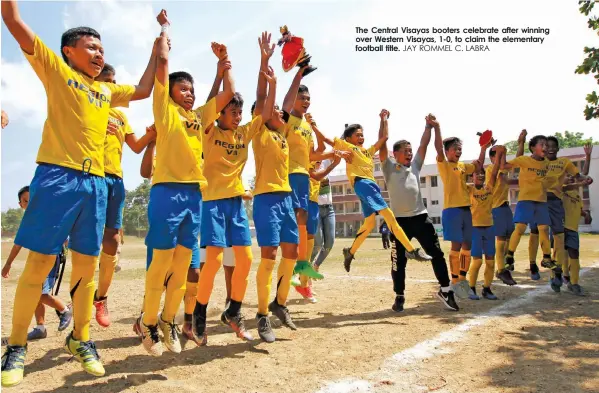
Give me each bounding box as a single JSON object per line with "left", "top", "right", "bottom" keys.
{"left": 504, "top": 140, "right": 520, "bottom": 155}
{"left": 576, "top": 1, "right": 599, "bottom": 120}
{"left": 1, "top": 208, "right": 24, "bottom": 237}
{"left": 122, "top": 179, "right": 152, "bottom": 237}
{"left": 244, "top": 176, "right": 256, "bottom": 222}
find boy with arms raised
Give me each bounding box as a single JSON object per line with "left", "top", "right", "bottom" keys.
{"left": 1, "top": 0, "right": 157, "bottom": 385}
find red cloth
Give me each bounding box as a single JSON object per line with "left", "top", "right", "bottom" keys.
{"left": 281, "top": 36, "right": 305, "bottom": 71}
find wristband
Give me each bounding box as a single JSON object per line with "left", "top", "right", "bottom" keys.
{"left": 161, "top": 23, "right": 170, "bottom": 34}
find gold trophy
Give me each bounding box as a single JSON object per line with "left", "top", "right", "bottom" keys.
{"left": 278, "top": 25, "right": 317, "bottom": 77}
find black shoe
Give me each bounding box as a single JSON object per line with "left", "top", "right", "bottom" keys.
{"left": 221, "top": 311, "right": 253, "bottom": 341}
{"left": 530, "top": 263, "right": 541, "bottom": 280}
{"left": 436, "top": 290, "right": 459, "bottom": 311}
{"left": 256, "top": 314, "right": 275, "bottom": 343}
{"left": 405, "top": 247, "right": 432, "bottom": 262}
{"left": 541, "top": 258, "right": 558, "bottom": 270}
{"left": 342, "top": 248, "right": 354, "bottom": 272}
{"left": 392, "top": 295, "right": 405, "bottom": 312}
{"left": 505, "top": 254, "right": 515, "bottom": 271}
{"left": 496, "top": 269, "right": 517, "bottom": 286}
{"left": 268, "top": 301, "right": 297, "bottom": 330}
{"left": 192, "top": 301, "right": 208, "bottom": 346}
{"left": 482, "top": 287, "right": 498, "bottom": 300}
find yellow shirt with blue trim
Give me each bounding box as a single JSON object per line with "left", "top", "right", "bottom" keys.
{"left": 437, "top": 159, "right": 476, "bottom": 209}
{"left": 468, "top": 185, "right": 493, "bottom": 227}
{"left": 506, "top": 156, "right": 548, "bottom": 202}
{"left": 24, "top": 36, "right": 135, "bottom": 177}
{"left": 284, "top": 114, "right": 313, "bottom": 176}
{"left": 152, "top": 77, "right": 218, "bottom": 188}
{"left": 309, "top": 162, "right": 321, "bottom": 203}
{"left": 104, "top": 108, "right": 134, "bottom": 178}
{"left": 202, "top": 116, "right": 264, "bottom": 201}
{"left": 563, "top": 189, "right": 583, "bottom": 231}
{"left": 544, "top": 157, "right": 579, "bottom": 199}
{"left": 485, "top": 164, "right": 510, "bottom": 209}
{"left": 252, "top": 125, "right": 291, "bottom": 195}
{"left": 333, "top": 138, "right": 376, "bottom": 186}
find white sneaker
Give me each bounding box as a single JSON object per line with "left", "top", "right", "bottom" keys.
{"left": 451, "top": 280, "right": 470, "bottom": 299}
{"left": 133, "top": 314, "right": 163, "bottom": 357}
{"left": 158, "top": 313, "right": 182, "bottom": 354}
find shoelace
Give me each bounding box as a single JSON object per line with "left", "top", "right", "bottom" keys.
{"left": 232, "top": 313, "right": 247, "bottom": 330}
{"left": 1, "top": 348, "right": 21, "bottom": 370}
{"left": 168, "top": 321, "right": 181, "bottom": 341}
{"left": 147, "top": 325, "right": 160, "bottom": 343}
{"left": 258, "top": 316, "right": 272, "bottom": 331}
{"left": 77, "top": 340, "right": 101, "bottom": 361}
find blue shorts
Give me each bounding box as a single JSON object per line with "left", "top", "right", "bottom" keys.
{"left": 564, "top": 229, "right": 579, "bottom": 251}
{"left": 105, "top": 174, "right": 126, "bottom": 229}
{"left": 492, "top": 203, "right": 515, "bottom": 238}
{"left": 253, "top": 193, "right": 299, "bottom": 247}
{"left": 289, "top": 173, "right": 309, "bottom": 211}
{"left": 354, "top": 178, "right": 388, "bottom": 218}
{"left": 307, "top": 201, "right": 320, "bottom": 235}
{"left": 471, "top": 226, "right": 496, "bottom": 258}
{"left": 41, "top": 255, "right": 61, "bottom": 295}
{"left": 145, "top": 183, "right": 202, "bottom": 250}
{"left": 15, "top": 164, "right": 107, "bottom": 256}
{"left": 441, "top": 207, "right": 473, "bottom": 243}
{"left": 547, "top": 195, "right": 565, "bottom": 234}
{"left": 513, "top": 201, "right": 550, "bottom": 226}
{"left": 146, "top": 241, "right": 201, "bottom": 270}
{"left": 201, "top": 196, "right": 251, "bottom": 248}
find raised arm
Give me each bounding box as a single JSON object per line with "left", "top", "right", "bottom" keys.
{"left": 125, "top": 124, "right": 157, "bottom": 154}
{"left": 209, "top": 43, "right": 236, "bottom": 112}
{"left": 583, "top": 142, "right": 593, "bottom": 176}
{"left": 310, "top": 156, "right": 341, "bottom": 181}
{"left": 487, "top": 146, "right": 507, "bottom": 189}
{"left": 417, "top": 115, "right": 435, "bottom": 162}
{"left": 378, "top": 109, "right": 390, "bottom": 162}
{"left": 307, "top": 115, "right": 334, "bottom": 148}
{"left": 474, "top": 143, "right": 490, "bottom": 173}
{"left": 254, "top": 32, "right": 275, "bottom": 117}
{"left": 206, "top": 61, "right": 224, "bottom": 103}
{"left": 1, "top": 0, "right": 35, "bottom": 55}
{"left": 433, "top": 115, "right": 444, "bottom": 162}
{"left": 516, "top": 129, "right": 527, "bottom": 157}
{"left": 282, "top": 66, "right": 307, "bottom": 113}
{"left": 155, "top": 10, "right": 170, "bottom": 87}
{"left": 260, "top": 67, "right": 277, "bottom": 123}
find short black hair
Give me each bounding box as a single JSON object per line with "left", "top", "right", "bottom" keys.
{"left": 528, "top": 135, "right": 547, "bottom": 152}
{"left": 17, "top": 186, "right": 29, "bottom": 202}
{"left": 168, "top": 71, "right": 194, "bottom": 96}
{"left": 60, "top": 27, "right": 101, "bottom": 63}
{"left": 489, "top": 146, "right": 498, "bottom": 158}
{"left": 298, "top": 85, "right": 309, "bottom": 94}
{"left": 343, "top": 124, "right": 362, "bottom": 140}
{"left": 547, "top": 136, "right": 559, "bottom": 148}
{"left": 393, "top": 140, "right": 411, "bottom": 152}
{"left": 443, "top": 137, "right": 461, "bottom": 151}
{"left": 251, "top": 101, "right": 257, "bottom": 115}
{"left": 101, "top": 63, "right": 115, "bottom": 75}
{"left": 223, "top": 93, "right": 244, "bottom": 113}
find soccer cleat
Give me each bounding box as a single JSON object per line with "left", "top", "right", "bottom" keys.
{"left": 451, "top": 280, "right": 470, "bottom": 299}
{"left": 158, "top": 314, "right": 182, "bottom": 354}
{"left": 294, "top": 286, "right": 308, "bottom": 297}
{"left": 436, "top": 290, "right": 459, "bottom": 311}
{"left": 268, "top": 301, "right": 297, "bottom": 330}
{"left": 541, "top": 258, "right": 558, "bottom": 270}
{"left": 553, "top": 272, "right": 563, "bottom": 287}
{"left": 405, "top": 248, "right": 432, "bottom": 262}
{"left": 343, "top": 248, "right": 355, "bottom": 272}
{"left": 1, "top": 345, "right": 27, "bottom": 387}
{"left": 530, "top": 263, "right": 541, "bottom": 280}
{"left": 504, "top": 254, "right": 515, "bottom": 271}
{"left": 64, "top": 332, "right": 105, "bottom": 376}
{"left": 482, "top": 287, "right": 498, "bottom": 300}
{"left": 563, "top": 276, "right": 571, "bottom": 286}
{"left": 133, "top": 315, "right": 163, "bottom": 356}
{"left": 290, "top": 274, "right": 301, "bottom": 287}
{"left": 256, "top": 314, "right": 275, "bottom": 343}
{"left": 114, "top": 263, "right": 122, "bottom": 273}
{"left": 294, "top": 261, "right": 324, "bottom": 280}
{"left": 192, "top": 302, "right": 208, "bottom": 346}
{"left": 568, "top": 283, "right": 584, "bottom": 296}
{"left": 468, "top": 287, "right": 480, "bottom": 300}
{"left": 57, "top": 304, "right": 73, "bottom": 332}
{"left": 221, "top": 311, "right": 253, "bottom": 341}
{"left": 550, "top": 277, "right": 561, "bottom": 293}
{"left": 94, "top": 296, "right": 111, "bottom": 328}
{"left": 392, "top": 295, "right": 405, "bottom": 312}
{"left": 182, "top": 323, "right": 205, "bottom": 346}
{"left": 27, "top": 327, "right": 47, "bottom": 341}
{"left": 496, "top": 269, "right": 517, "bottom": 286}
{"left": 302, "top": 286, "right": 317, "bottom": 303}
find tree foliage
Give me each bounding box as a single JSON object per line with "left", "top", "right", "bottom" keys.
{"left": 503, "top": 131, "right": 593, "bottom": 155}
{"left": 122, "top": 179, "right": 151, "bottom": 237}
{"left": 576, "top": 1, "right": 599, "bottom": 120}
{"left": 1, "top": 208, "right": 24, "bottom": 236}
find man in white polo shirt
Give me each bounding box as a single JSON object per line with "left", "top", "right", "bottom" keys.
{"left": 310, "top": 159, "right": 337, "bottom": 270}
{"left": 380, "top": 114, "right": 458, "bottom": 312}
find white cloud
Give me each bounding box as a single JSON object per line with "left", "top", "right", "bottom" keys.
{"left": 0, "top": 59, "right": 47, "bottom": 128}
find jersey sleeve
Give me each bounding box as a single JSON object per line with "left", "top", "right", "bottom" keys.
{"left": 195, "top": 97, "right": 219, "bottom": 129}
{"left": 506, "top": 155, "right": 524, "bottom": 168}
{"left": 464, "top": 163, "right": 476, "bottom": 175}
{"left": 333, "top": 137, "right": 352, "bottom": 152}
{"left": 122, "top": 112, "right": 134, "bottom": 135}
{"left": 367, "top": 145, "right": 377, "bottom": 156}
{"left": 107, "top": 83, "right": 135, "bottom": 108}
{"left": 565, "top": 159, "right": 580, "bottom": 176}
{"left": 22, "top": 36, "right": 63, "bottom": 89}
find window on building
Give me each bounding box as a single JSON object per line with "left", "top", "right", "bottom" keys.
{"left": 423, "top": 198, "right": 428, "bottom": 207}
{"left": 420, "top": 177, "right": 426, "bottom": 188}
{"left": 333, "top": 203, "right": 344, "bottom": 214}
{"left": 377, "top": 180, "right": 387, "bottom": 191}
{"left": 335, "top": 222, "right": 345, "bottom": 236}
{"left": 431, "top": 200, "right": 439, "bottom": 205}
{"left": 346, "top": 185, "right": 354, "bottom": 194}
{"left": 353, "top": 202, "right": 360, "bottom": 212}
{"left": 583, "top": 185, "right": 590, "bottom": 200}
{"left": 332, "top": 185, "right": 343, "bottom": 195}
{"left": 375, "top": 163, "right": 381, "bottom": 172}
{"left": 431, "top": 176, "right": 438, "bottom": 187}
{"left": 431, "top": 216, "right": 441, "bottom": 224}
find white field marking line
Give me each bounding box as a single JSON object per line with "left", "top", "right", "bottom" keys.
{"left": 316, "top": 262, "right": 599, "bottom": 393}
{"left": 328, "top": 274, "right": 538, "bottom": 288}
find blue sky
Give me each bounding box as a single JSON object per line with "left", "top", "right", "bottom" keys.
{"left": 1, "top": 0, "right": 597, "bottom": 210}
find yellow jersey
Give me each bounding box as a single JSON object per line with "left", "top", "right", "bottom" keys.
{"left": 563, "top": 189, "right": 583, "bottom": 231}
{"left": 24, "top": 36, "right": 135, "bottom": 177}
{"left": 507, "top": 156, "right": 548, "bottom": 202}
{"left": 485, "top": 164, "right": 509, "bottom": 209}
{"left": 104, "top": 109, "right": 134, "bottom": 178}
{"left": 252, "top": 125, "right": 291, "bottom": 195}
{"left": 202, "top": 116, "right": 264, "bottom": 201}
{"left": 309, "top": 162, "right": 321, "bottom": 203}
{"left": 152, "top": 77, "right": 218, "bottom": 188}
{"left": 334, "top": 138, "right": 376, "bottom": 186}
{"left": 284, "top": 114, "right": 313, "bottom": 175}
{"left": 545, "top": 157, "right": 579, "bottom": 199}
{"left": 469, "top": 185, "right": 493, "bottom": 227}
{"left": 437, "top": 159, "right": 476, "bottom": 209}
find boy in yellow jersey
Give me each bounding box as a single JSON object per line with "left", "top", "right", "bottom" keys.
{"left": 315, "top": 110, "right": 432, "bottom": 271}
{"left": 193, "top": 47, "right": 277, "bottom": 343}
{"left": 1, "top": 1, "right": 158, "bottom": 385}
{"left": 135, "top": 11, "right": 234, "bottom": 356}
{"left": 489, "top": 136, "right": 557, "bottom": 277}
{"left": 93, "top": 64, "right": 157, "bottom": 328}
{"left": 467, "top": 171, "right": 499, "bottom": 300}
{"left": 434, "top": 120, "right": 488, "bottom": 298}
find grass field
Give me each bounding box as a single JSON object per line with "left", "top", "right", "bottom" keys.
{"left": 1, "top": 235, "right": 599, "bottom": 393}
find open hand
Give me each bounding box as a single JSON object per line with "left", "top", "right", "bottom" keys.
{"left": 584, "top": 142, "right": 593, "bottom": 157}
{"left": 258, "top": 31, "right": 275, "bottom": 60}
{"left": 106, "top": 121, "right": 119, "bottom": 136}
{"left": 261, "top": 66, "right": 276, "bottom": 84}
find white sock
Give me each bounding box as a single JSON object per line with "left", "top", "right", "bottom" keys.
{"left": 36, "top": 325, "right": 46, "bottom": 331}
{"left": 441, "top": 286, "right": 450, "bottom": 293}
{"left": 60, "top": 307, "right": 68, "bottom": 314}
